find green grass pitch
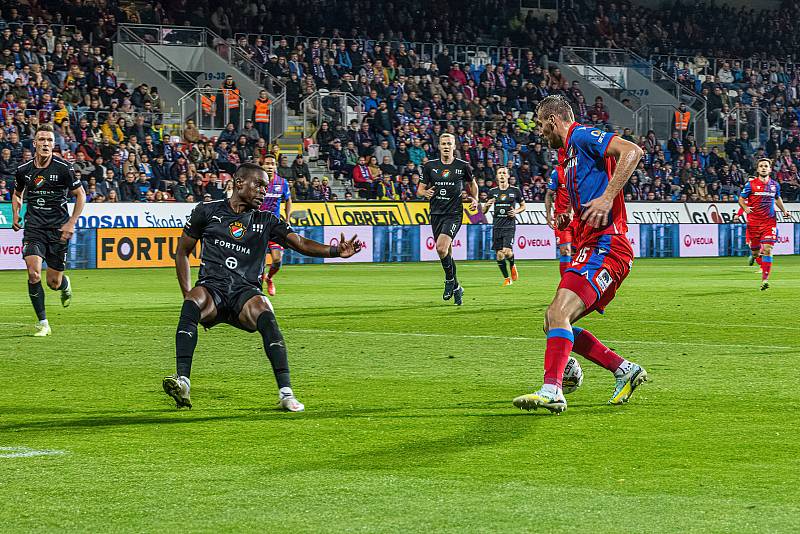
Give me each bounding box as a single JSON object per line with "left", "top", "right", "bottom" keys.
{"left": 1, "top": 257, "right": 799, "bottom": 532}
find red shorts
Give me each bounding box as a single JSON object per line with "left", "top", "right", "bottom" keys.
{"left": 268, "top": 241, "right": 284, "bottom": 251}
{"left": 554, "top": 219, "right": 577, "bottom": 247}
{"left": 558, "top": 233, "right": 633, "bottom": 316}
{"left": 747, "top": 223, "right": 777, "bottom": 248}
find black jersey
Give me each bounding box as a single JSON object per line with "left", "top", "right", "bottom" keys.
{"left": 184, "top": 199, "right": 294, "bottom": 287}
{"left": 421, "top": 158, "right": 473, "bottom": 216}
{"left": 14, "top": 156, "right": 82, "bottom": 229}
{"left": 488, "top": 186, "right": 523, "bottom": 228}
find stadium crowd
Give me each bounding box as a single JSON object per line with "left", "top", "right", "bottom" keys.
{"left": 1, "top": 1, "right": 800, "bottom": 205}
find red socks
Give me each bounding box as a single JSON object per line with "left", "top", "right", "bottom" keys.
{"left": 267, "top": 263, "right": 281, "bottom": 280}
{"left": 572, "top": 327, "right": 623, "bottom": 372}
{"left": 761, "top": 255, "right": 772, "bottom": 281}
{"left": 544, "top": 328, "right": 574, "bottom": 388}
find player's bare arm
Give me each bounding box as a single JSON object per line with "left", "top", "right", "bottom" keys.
{"left": 175, "top": 233, "right": 197, "bottom": 297}
{"left": 482, "top": 197, "right": 495, "bottom": 214}
{"left": 466, "top": 178, "right": 478, "bottom": 211}
{"left": 285, "top": 232, "right": 362, "bottom": 258}
{"left": 582, "top": 136, "right": 643, "bottom": 228}
{"left": 775, "top": 196, "right": 790, "bottom": 219}
{"left": 60, "top": 186, "right": 86, "bottom": 242}
{"left": 511, "top": 199, "right": 526, "bottom": 218}
{"left": 738, "top": 195, "right": 752, "bottom": 214}
{"left": 284, "top": 196, "right": 293, "bottom": 221}
{"left": 11, "top": 188, "right": 23, "bottom": 231}
{"left": 544, "top": 188, "right": 555, "bottom": 228}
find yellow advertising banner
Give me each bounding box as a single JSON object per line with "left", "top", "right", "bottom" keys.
{"left": 97, "top": 228, "right": 201, "bottom": 268}
{"left": 288, "top": 202, "right": 334, "bottom": 226}
{"left": 325, "top": 202, "right": 413, "bottom": 226}
{"left": 289, "top": 202, "right": 480, "bottom": 226}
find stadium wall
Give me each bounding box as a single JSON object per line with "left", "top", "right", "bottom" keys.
{"left": 1, "top": 203, "right": 798, "bottom": 270}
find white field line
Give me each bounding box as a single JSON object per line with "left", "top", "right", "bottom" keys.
{"left": 0, "top": 323, "right": 794, "bottom": 350}
{"left": 637, "top": 319, "right": 800, "bottom": 331}
{"left": 290, "top": 328, "right": 795, "bottom": 351}
{"left": 0, "top": 447, "right": 66, "bottom": 458}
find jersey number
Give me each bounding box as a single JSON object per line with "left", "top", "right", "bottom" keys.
{"left": 574, "top": 247, "right": 590, "bottom": 264}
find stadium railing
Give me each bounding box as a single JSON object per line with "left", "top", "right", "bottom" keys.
{"left": 301, "top": 91, "right": 365, "bottom": 141}
{"left": 649, "top": 54, "right": 800, "bottom": 80}
{"left": 232, "top": 32, "right": 531, "bottom": 67}
{"left": 179, "top": 87, "right": 248, "bottom": 132}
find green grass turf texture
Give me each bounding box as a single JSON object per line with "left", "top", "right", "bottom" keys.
{"left": 1, "top": 257, "right": 799, "bottom": 533}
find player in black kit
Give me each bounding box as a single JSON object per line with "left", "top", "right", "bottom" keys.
{"left": 418, "top": 133, "right": 478, "bottom": 305}
{"left": 163, "top": 163, "right": 361, "bottom": 412}
{"left": 11, "top": 124, "right": 86, "bottom": 337}
{"left": 482, "top": 167, "right": 525, "bottom": 285}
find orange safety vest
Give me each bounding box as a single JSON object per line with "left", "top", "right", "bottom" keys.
{"left": 254, "top": 98, "right": 271, "bottom": 123}
{"left": 674, "top": 110, "right": 690, "bottom": 131}
{"left": 201, "top": 94, "right": 215, "bottom": 114}
{"left": 222, "top": 87, "right": 240, "bottom": 109}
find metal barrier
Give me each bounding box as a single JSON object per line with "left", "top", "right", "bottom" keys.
{"left": 301, "top": 91, "right": 365, "bottom": 141}
{"left": 560, "top": 47, "right": 642, "bottom": 110}
{"left": 179, "top": 88, "right": 248, "bottom": 132}
{"left": 116, "top": 25, "right": 198, "bottom": 91}
{"left": 650, "top": 54, "right": 800, "bottom": 80}
{"left": 634, "top": 104, "right": 701, "bottom": 143}
{"left": 269, "top": 92, "right": 288, "bottom": 142}
{"left": 233, "top": 32, "right": 532, "bottom": 67}
{"left": 561, "top": 46, "right": 708, "bottom": 145}
{"left": 118, "top": 24, "right": 285, "bottom": 96}
{"left": 721, "top": 106, "right": 772, "bottom": 144}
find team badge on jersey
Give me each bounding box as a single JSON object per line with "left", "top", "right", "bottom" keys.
{"left": 33, "top": 176, "right": 46, "bottom": 189}
{"left": 229, "top": 221, "right": 246, "bottom": 240}
{"left": 500, "top": 194, "right": 507, "bottom": 201}
{"left": 442, "top": 169, "right": 451, "bottom": 179}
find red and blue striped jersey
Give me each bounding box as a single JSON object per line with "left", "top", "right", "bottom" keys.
{"left": 740, "top": 177, "right": 780, "bottom": 225}
{"left": 562, "top": 123, "right": 627, "bottom": 243}
{"left": 259, "top": 174, "right": 292, "bottom": 218}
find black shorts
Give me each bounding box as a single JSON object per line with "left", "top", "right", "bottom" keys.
{"left": 492, "top": 226, "right": 516, "bottom": 251}
{"left": 431, "top": 214, "right": 462, "bottom": 239}
{"left": 196, "top": 276, "right": 264, "bottom": 332}
{"left": 22, "top": 227, "right": 67, "bottom": 272}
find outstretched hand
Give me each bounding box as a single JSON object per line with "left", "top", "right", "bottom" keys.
{"left": 422, "top": 187, "right": 435, "bottom": 199}
{"left": 338, "top": 233, "right": 362, "bottom": 258}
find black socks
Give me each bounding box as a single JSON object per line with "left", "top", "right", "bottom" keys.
{"left": 497, "top": 259, "right": 509, "bottom": 278}
{"left": 175, "top": 300, "right": 200, "bottom": 378}
{"left": 56, "top": 277, "right": 69, "bottom": 291}
{"left": 508, "top": 255, "right": 515, "bottom": 268}
{"left": 257, "top": 310, "right": 291, "bottom": 389}
{"left": 28, "top": 281, "right": 46, "bottom": 321}
{"left": 440, "top": 254, "right": 458, "bottom": 284}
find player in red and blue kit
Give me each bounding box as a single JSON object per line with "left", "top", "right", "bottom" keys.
{"left": 738, "top": 158, "right": 790, "bottom": 290}
{"left": 513, "top": 95, "right": 648, "bottom": 414}
{"left": 545, "top": 148, "right": 580, "bottom": 276}
{"left": 259, "top": 153, "right": 293, "bottom": 296}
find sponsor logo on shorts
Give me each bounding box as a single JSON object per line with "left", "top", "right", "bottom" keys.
{"left": 595, "top": 269, "right": 612, "bottom": 292}
{"left": 229, "top": 221, "right": 246, "bottom": 239}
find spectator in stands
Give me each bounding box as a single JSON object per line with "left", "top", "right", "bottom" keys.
{"left": 119, "top": 172, "right": 139, "bottom": 202}
{"left": 183, "top": 119, "right": 201, "bottom": 144}
{"left": 352, "top": 156, "right": 374, "bottom": 198}
{"left": 172, "top": 173, "right": 192, "bottom": 202}
{"left": 292, "top": 154, "right": 311, "bottom": 182}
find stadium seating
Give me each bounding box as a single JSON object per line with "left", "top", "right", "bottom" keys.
{"left": 1, "top": 1, "right": 799, "bottom": 204}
